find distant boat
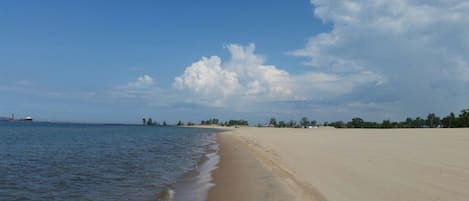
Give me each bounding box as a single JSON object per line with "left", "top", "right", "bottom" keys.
{"left": 0, "top": 114, "right": 33, "bottom": 122}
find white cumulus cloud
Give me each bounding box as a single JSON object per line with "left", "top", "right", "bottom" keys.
{"left": 174, "top": 43, "right": 383, "bottom": 108}
{"left": 174, "top": 44, "right": 294, "bottom": 106}
{"left": 174, "top": 56, "right": 240, "bottom": 98}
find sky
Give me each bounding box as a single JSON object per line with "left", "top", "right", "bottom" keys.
{"left": 1, "top": 0, "right": 469, "bottom": 124}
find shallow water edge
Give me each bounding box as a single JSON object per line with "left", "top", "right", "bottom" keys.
{"left": 157, "top": 131, "right": 221, "bottom": 201}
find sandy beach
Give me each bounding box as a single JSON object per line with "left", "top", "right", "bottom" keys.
{"left": 208, "top": 127, "right": 469, "bottom": 201}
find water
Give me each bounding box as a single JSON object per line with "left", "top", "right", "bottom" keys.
{"left": 0, "top": 122, "right": 218, "bottom": 201}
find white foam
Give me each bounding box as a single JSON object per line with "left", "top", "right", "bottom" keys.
{"left": 172, "top": 142, "right": 220, "bottom": 201}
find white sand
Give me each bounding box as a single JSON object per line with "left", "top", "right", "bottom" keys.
{"left": 228, "top": 127, "right": 469, "bottom": 201}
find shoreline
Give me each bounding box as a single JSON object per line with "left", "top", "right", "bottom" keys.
{"left": 159, "top": 129, "right": 227, "bottom": 201}
{"left": 207, "top": 131, "right": 326, "bottom": 201}
{"left": 171, "top": 143, "right": 219, "bottom": 201}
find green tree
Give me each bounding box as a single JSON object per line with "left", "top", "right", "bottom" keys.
{"left": 147, "top": 118, "right": 153, "bottom": 126}
{"left": 458, "top": 109, "right": 469, "bottom": 127}
{"left": 442, "top": 113, "right": 455, "bottom": 128}
{"left": 381, "top": 120, "right": 392, "bottom": 128}
{"left": 403, "top": 117, "right": 413, "bottom": 128}
{"left": 287, "top": 120, "right": 297, "bottom": 128}
{"left": 300, "top": 117, "right": 310, "bottom": 127}
{"left": 413, "top": 117, "right": 425, "bottom": 128}
{"left": 163, "top": 121, "right": 167, "bottom": 126}
{"left": 350, "top": 117, "right": 365, "bottom": 128}
{"left": 316, "top": 108, "right": 468, "bottom": 129}
{"left": 228, "top": 119, "right": 249, "bottom": 126}
{"left": 449, "top": 112, "right": 456, "bottom": 128}
{"left": 142, "top": 118, "right": 146, "bottom": 125}
{"left": 426, "top": 113, "right": 440, "bottom": 128}
{"left": 269, "top": 117, "right": 277, "bottom": 127}
{"left": 332, "top": 121, "right": 345, "bottom": 128}
{"left": 311, "top": 120, "right": 317, "bottom": 126}
{"left": 278, "top": 121, "right": 286, "bottom": 128}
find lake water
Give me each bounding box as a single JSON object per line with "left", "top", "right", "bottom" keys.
{"left": 0, "top": 122, "right": 218, "bottom": 201}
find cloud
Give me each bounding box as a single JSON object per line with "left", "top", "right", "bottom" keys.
{"left": 174, "top": 44, "right": 293, "bottom": 107}
{"left": 173, "top": 56, "right": 240, "bottom": 100}
{"left": 127, "top": 75, "right": 155, "bottom": 89}
{"left": 173, "top": 1, "right": 469, "bottom": 120}
{"left": 111, "top": 75, "right": 159, "bottom": 99}
{"left": 173, "top": 43, "right": 383, "bottom": 108}
{"left": 290, "top": 0, "right": 469, "bottom": 117}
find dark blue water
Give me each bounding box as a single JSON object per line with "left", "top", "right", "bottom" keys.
{"left": 0, "top": 122, "right": 218, "bottom": 201}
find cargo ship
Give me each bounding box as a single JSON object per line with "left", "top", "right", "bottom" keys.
{"left": 0, "top": 114, "right": 33, "bottom": 122}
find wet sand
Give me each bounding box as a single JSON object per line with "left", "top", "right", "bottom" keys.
{"left": 208, "top": 131, "right": 326, "bottom": 201}
{"left": 208, "top": 127, "right": 469, "bottom": 201}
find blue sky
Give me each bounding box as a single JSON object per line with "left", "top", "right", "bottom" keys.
{"left": 1, "top": 0, "right": 469, "bottom": 124}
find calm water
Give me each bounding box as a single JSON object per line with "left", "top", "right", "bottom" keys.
{"left": 0, "top": 122, "right": 218, "bottom": 201}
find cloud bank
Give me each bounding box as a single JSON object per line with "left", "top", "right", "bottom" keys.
{"left": 291, "top": 0, "right": 469, "bottom": 118}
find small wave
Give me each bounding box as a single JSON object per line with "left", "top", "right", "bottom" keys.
{"left": 171, "top": 136, "right": 219, "bottom": 201}
{"left": 156, "top": 187, "right": 174, "bottom": 201}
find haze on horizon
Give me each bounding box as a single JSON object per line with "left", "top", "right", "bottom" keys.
{"left": 1, "top": 0, "right": 468, "bottom": 124}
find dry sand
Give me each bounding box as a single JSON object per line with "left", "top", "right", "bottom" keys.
{"left": 208, "top": 127, "right": 469, "bottom": 201}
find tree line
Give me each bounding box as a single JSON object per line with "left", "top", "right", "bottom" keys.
{"left": 141, "top": 109, "right": 469, "bottom": 129}
{"left": 142, "top": 117, "right": 249, "bottom": 127}
{"left": 328, "top": 109, "right": 469, "bottom": 128}
{"left": 142, "top": 118, "right": 195, "bottom": 126}
{"left": 142, "top": 118, "right": 166, "bottom": 126}
{"left": 263, "top": 117, "right": 318, "bottom": 128}
{"left": 200, "top": 118, "right": 249, "bottom": 126}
